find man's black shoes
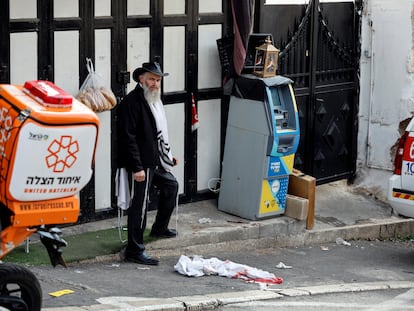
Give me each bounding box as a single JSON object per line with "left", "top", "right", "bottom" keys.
{"left": 150, "top": 228, "right": 177, "bottom": 238}
{"left": 124, "top": 252, "right": 159, "bottom": 265}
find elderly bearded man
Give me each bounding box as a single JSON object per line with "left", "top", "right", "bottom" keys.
{"left": 117, "top": 61, "right": 178, "bottom": 266}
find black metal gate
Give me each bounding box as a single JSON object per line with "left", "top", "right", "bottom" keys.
{"left": 256, "top": 0, "right": 361, "bottom": 184}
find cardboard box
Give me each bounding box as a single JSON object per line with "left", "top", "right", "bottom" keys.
{"left": 288, "top": 169, "right": 316, "bottom": 229}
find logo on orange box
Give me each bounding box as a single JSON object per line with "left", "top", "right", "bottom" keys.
{"left": 45, "top": 135, "right": 79, "bottom": 173}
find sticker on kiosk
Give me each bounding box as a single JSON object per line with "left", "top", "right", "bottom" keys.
{"left": 23, "top": 80, "right": 73, "bottom": 108}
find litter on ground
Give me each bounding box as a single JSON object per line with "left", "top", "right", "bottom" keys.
{"left": 48, "top": 289, "right": 75, "bottom": 297}
{"left": 275, "top": 262, "right": 292, "bottom": 269}
{"left": 336, "top": 237, "right": 351, "bottom": 246}
{"left": 198, "top": 217, "right": 212, "bottom": 224}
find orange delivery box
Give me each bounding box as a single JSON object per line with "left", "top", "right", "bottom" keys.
{"left": 0, "top": 80, "right": 100, "bottom": 228}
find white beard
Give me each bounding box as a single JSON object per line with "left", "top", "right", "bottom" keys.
{"left": 143, "top": 83, "right": 161, "bottom": 104}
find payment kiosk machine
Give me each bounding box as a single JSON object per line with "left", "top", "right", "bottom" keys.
{"left": 218, "top": 74, "right": 300, "bottom": 220}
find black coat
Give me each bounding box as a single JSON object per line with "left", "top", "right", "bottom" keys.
{"left": 117, "top": 84, "right": 160, "bottom": 172}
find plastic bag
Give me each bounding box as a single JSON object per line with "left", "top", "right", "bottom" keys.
{"left": 76, "top": 58, "right": 117, "bottom": 112}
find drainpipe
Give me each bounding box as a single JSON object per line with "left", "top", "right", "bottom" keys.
{"left": 365, "top": 0, "right": 376, "bottom": 169}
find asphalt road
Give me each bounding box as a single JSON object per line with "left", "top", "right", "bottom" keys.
{"left": 29, "top": 238, "right": 414, "bottom": 309}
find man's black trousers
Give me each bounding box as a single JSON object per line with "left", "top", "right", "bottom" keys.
{"left": 125, "top": 168, "right": 178, "bottom": 256}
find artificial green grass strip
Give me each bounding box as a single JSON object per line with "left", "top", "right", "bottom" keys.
{"left": 2, "top": 228, "right": 156, "bottom": 266}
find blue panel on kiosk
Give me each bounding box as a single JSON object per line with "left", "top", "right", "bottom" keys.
{"left": 267, "top": 156, "right": 291, "bottom": 177}
{"left": 266, "top": 83, "right": 300, "bottom": 157}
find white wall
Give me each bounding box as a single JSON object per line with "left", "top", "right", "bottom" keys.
{"left": 357, "top": 0, "right": 414, "bottom": 200}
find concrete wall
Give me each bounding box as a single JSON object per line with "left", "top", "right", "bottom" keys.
{"left": 356, "top": 0, "right": 414, "bottom": 201}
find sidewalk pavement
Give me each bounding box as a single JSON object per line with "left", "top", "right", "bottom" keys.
{"left": 43, "top": 281, "right": 414, "bottom": 311}
{"left": 46, "top": 180, "right": 414, "bottom": 311}
{"left": 63, "top": 180, "right": 414, "bottom": 260}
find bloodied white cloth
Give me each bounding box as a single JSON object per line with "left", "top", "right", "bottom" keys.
{"left": 174, "top": 255, "right": 283, "bottom": 284}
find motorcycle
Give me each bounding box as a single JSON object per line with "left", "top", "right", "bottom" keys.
{"left": 0, "top": 80, "right": 99, "bottom": 311}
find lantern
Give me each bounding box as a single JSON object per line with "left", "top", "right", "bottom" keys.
{"left": 253, "top": 36, "right": 279, "bottom": 78}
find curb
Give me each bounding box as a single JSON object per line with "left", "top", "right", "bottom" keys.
{"left": 42, "top": 281, "right": 414, "bottom": 311}
{"left": 146, "top": 218, "right": 414, "bottom": 257}
{"left": 74, "top": 218, "right": 414, "bottom": 264}
{"left": 304, "top": 218, "right": 414, "bottom": 246}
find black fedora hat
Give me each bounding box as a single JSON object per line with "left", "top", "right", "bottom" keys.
{"left": 141, "top": 61, "right": 169, "bottom": 77}
{"left": 132, "top": 67, "right": 145, "bottom": 82}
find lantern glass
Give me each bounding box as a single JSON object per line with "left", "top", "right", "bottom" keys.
{"left": 253, "top": 36, "right": 279, "bottom": 78}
